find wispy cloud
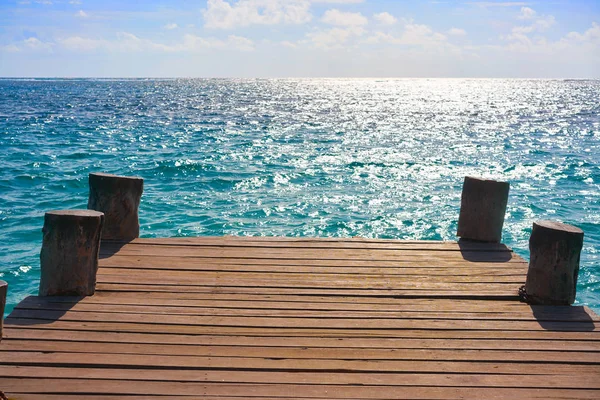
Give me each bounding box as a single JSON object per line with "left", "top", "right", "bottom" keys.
{"left": 203, "top": 0, "right": 312, "bottom": 29}
{"left": 307, "top": 26, "right": 365, "bottom": 49}
{"left": 322, "top": 9, "right": 368, "bottom": 26}
{"left": 447, "top": 27, "right": 467, "bottom": 36}
{"left": 163, "top": 23, "right": 179, "bottom": 30}
{"left": 57, "top": 32, "right": 255, "bottom": 53}
{"left": 373, "top": 12, "right": 397, "bottom": 26}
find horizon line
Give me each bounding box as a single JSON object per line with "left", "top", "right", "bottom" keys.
{"left": 1, "top": 76, "right": 599, "bottom": 80}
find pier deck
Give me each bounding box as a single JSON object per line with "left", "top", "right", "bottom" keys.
{"left": 2, "top": 237, "right": 599, "bottom": 399}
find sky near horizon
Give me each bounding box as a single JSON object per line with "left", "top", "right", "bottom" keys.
{"left": 0, "top": 0, "right": 598, "bottom": 78}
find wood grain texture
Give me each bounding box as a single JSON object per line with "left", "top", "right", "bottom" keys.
{"left": 2, "top": 237, "right": 599, "bottom": 399}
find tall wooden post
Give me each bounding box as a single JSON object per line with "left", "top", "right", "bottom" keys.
{"left": 39, "top": 210, "right": 104, "bottom": 296}
{"left": 0, "top": 280, "right": 7, "bottom": 341}
{"left": 457, "top": 176, "right": 510, "bottom": 243}
{"left": 524, "top": 221, "right": 584, "bottom": 305}
{"left": 88, "top": 173, "right": 143, "bottom": 241}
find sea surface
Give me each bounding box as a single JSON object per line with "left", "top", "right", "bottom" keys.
{"left": 1, "top": 78, "right": 599, "bottom": 315}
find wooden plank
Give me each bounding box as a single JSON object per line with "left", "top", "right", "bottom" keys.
{"left": 103, "top": 237, "right": 514, "bottom": 251}
{"left": 13, "top": 299, "right": 599, "bottom": 322}
{"left": 95, "top": 282, "right": 521, "bottom": 298}
{"left": 3, "top": 379, "right": 600, "bottom": 399}
{"left": 94, "top": 272, "right": 524, "bottom": 290}
{"left": 7, "top": 237, "right": 599, "bottom": 400}
{"left": 2, "top": 352, "right": 599, "bottom": 375}
{"left": 97, "top": 273, "right": 519, "bottom": 296}
{"left": 3, "top": 340, "right": 600, "bottom": 364}
{"left": 10, "top": 309, "right": 596, "bottom": 331}
{"left": 15, "top": 293, "right": 536, "bottom": 311}
{"left": 99, "top": 245, "right": 521, "bottom": 262}
{"left": 5, "top": 328, "right": 599, "bottom": 351}
{"left": 6, "top": 319, "right": 599, "bottom": 340}
{"left": 20, "top": 294, "right": 597, "bottom": 319}
{"left": 95, "top": 267, "right": 526, "bottom": 283}
{"left": 1, "top": 366, "right": 599, "bottom": 388}
{"left": 99, "top": 263, "right": 528, "bottom": 277}
{"left": 100, "top": 254, "right": 526, "bottom": 268}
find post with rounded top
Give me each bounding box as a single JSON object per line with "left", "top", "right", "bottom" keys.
{"left": 524, "top": 221, "right": 584, "bottom": 305}
{"left": 0, "top": 280, "right": 7, "bottom": 341}
{"left": 88, "top": 173, "right": 143, "bottom": 241}
{"left": 457, "top": 176, "right": 510, "bottom": 243}
{"left": 39, "top": 210, "right": 104, "bottom": 296}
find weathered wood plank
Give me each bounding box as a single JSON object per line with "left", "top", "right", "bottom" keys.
{"left": 5, "top": 320, "right": 599, "bottom": 340}
{"left": 1, "top": 366, "right": 599, "bottom": 388}
{"left": 13, "top": 298, "right": 599, "bottom": 322}
{"left": 10, "top": 309, "right": 596, "bottom": 331}
{"left": 103, "top": 237, "right": 513, "bottom": 251}
{"left": 101, "top": 255, "right": 526, "bottom": 268}
{"left": 95, "top": 267, "right": 526, "bottom": 283}
{"left": 3, "top": 237, "right": 598, "bottom": 400}
{"left": 94, "top": 272, "right": 524, "bottom": 290}
{"left": 2, "top": 353, "right": 599, "bottom": 375}
{"left": 98, "top": 263, "right": 528, "bottom": 277}
{"left": 5, "top": 328, "right": 599, "bottom": 351}
{"left": 3, "top": 340, "right": 599, "bottom": 364}
{"left": 99, "top": 245, "right": 520, "bottom": 262}
{"left": 3, "top": 379, "right": 600, "bottom": 399}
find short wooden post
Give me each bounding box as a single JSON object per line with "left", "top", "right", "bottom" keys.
{"left": 39, "top": 210, "right": 104, "bottom": 296}
{"left": 0, "top": 280, "right": 7, "bottom": 341}
{"left": 524, "top": 221, "right": 584, "bottom": 305}
{"left": 88, "top": 173, "right": 143, "bottom": 241}
{"left": 457, "top": 176, "right": 510, "bottom": 243}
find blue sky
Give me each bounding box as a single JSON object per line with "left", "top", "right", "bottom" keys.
{"left": 0, "top": 0, "right": 598, "bottom": 77}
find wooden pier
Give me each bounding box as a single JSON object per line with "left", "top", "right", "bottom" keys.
{"left": 1, "top": 236, "right": 599, "bottom": 399}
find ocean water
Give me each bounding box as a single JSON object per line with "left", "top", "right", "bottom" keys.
{"left": 1, "top": 78, "right": 599, "bottom": 315}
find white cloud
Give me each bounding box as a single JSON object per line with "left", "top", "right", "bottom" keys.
{"left": 203, "top": 0, "right": 312, "bottom": 29}
{"left": 75, "top": 10, "right": 88, "bottom": 18}
{"left": 500, "top": 21, "right": 599, "bottom": 57}
{"left": 447, "top": 27, "right": 466, "bottom": 36}
{"left": 1, "top": 44, "right": 21, "bottom": 52}
{"left": 226, "top": 35, "right": 255, "bottom": 51}
{"left": 24, "top": 37, "right": 53, "bottom": 51}
{"left": 366, "top": 23, "right": 448, "bottom": 47}
{"left": 373, "top": 12, "right": 397, "bottom": 26}
{"left": 57, "top": 32, "right": 255, "bottom": 53}
{"left": 566, "top": 22, "right": 600, "bottom": 43}
{"left": 322, "top": 9, "right": 367, "bottom": 27}
{"left": 164, "top": 23, "right": 178, "bottom": 30}
{"left": 69, "top": 0, "right": 82, "bottom": 4}
{"left": 518, "top": 6, "right": 536, "bottom": 19}
{"left": 3, "top": 37, "right": 55, "bottom": 52}
{"left": 307, "top": 26, "right": 365, "bottom": 48}
{"left": 280, "top": 40, "right": 297, "bottom": 48}
{"left": 59, "top": 36, "right": 108, "bottom": 51}
{"left": 509, "top": 7, "right": 555, "bottom": 41}
{"left": 533, "top": 15, "right": 555, "bottom": 31}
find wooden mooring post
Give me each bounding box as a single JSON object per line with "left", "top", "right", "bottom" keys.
{"left": 457, "top": 176, "right": 510, "bottom": 243}
{"left": 39, "top": 210, "right": 104, "bottom": 296}
{"left": 0, "top": 280, "right": 7, "bottom": 340}
{"left": 524, "top": 220, "right": 584, "bottom": 305}
{"left": 88, "top": 172, "right": 143, "bottom": 241}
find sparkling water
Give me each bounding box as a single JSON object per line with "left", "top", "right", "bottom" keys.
{"left": 1, "top": 78, "right": 599, "bottom": 315}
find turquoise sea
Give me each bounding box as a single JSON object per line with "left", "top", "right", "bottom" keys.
{"left": 1, "top": 78, "right": 599, "bottom": 315}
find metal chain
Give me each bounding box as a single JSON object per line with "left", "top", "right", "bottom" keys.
{"left": 518, "top": 285, "right": 529, "bottom": 303}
